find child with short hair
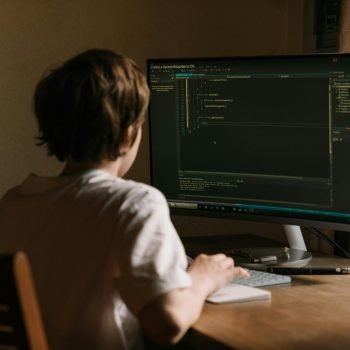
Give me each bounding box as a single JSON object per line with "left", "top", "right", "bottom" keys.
{"left": 0, "top": 49, "right": 248, "bottom": 350}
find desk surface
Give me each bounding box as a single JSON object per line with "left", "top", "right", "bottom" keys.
{"left": 180, "top": 240, "right": 350, "bottom": 350}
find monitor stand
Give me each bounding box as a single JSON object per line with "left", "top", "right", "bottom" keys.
{"left": 235, "top": 225, "right": 312, "bottom": 269}
{"left": 283, "top": 224, "right": 307, "bottom": 251}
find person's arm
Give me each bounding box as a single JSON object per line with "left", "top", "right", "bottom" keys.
{"left": 137, "top": 253, "right": 249, "bottom": 345}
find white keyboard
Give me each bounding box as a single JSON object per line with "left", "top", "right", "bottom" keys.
{"left": 233, "top": 269, "right": 291, "bottom": 287}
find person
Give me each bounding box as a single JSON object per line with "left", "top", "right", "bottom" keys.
{"left": 0, "top": 49, "right": 248, "bottom": 350}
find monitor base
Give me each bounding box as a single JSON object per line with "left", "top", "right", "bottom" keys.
{"left": 230, "top": 246, "right": 312, "bottom": 269}
{"left": 181, "top": 232, "right": 313, "bottom": 268}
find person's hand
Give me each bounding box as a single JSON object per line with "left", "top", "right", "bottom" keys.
{"left": 139, "top": 253, "right": 249, "bottom": 344}
{"left": 187, "top": 253, "right": 250, "bottom": 296}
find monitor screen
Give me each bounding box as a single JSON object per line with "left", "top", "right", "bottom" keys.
{"left": 147, "top": 54, "right": 350, "bottom": 232}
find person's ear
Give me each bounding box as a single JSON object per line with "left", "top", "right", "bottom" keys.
{"left": 119, "top": 125, "right": 134, "bottom": 155}
{"left": 124, "top": 125, "right": 134, "bottom": 145}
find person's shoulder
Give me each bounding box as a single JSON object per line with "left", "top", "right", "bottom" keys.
{"left": 112, "top": 178, "right": 169, "bottom": 218}
{"left": 120, "top": 178, "right": 167, "bottom": 206}
{"left": 85, "top": 170, "right": 166, "bottom": 206}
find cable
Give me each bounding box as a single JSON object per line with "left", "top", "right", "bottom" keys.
{"left": 305, "top": 227, "right": 350, "bottom": 259}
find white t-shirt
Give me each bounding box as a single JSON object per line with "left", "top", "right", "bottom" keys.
{"left": 0, "top": 170, "right": 192, "bottom": 350}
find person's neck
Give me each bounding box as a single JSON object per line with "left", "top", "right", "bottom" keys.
{"left": 60, "top": 159, "right": 120, "bottom": 177}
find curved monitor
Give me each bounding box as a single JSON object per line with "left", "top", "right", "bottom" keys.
{"left": 147, "top": 54, "right": 350, "bottom": 232}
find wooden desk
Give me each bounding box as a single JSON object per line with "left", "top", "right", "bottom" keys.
{"left": 180, "top": 256, "right": 350, "bottom": 350}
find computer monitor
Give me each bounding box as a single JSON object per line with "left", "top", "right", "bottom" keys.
{"left": 147, "top": 53, "right": 350, "bottom": 261}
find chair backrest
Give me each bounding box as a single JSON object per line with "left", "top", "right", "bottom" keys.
{"left": 0, "top": 252, "right": 49, "bottom": 350}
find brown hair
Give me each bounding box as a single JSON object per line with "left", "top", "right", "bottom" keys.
{"left": 33, "top": 49, "right": 150, "bottom": 162}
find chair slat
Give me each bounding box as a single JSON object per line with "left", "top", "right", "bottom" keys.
{"left": 0, "top": 253, "right": 48, "bottom": 350}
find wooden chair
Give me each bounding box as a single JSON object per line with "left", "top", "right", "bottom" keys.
{"left": 0, "top": 252, "right": 49, "bottom": 350}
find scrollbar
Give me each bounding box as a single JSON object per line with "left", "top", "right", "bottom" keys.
{"left": 168, "top": 202, "right": 198, "bottom": 209}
